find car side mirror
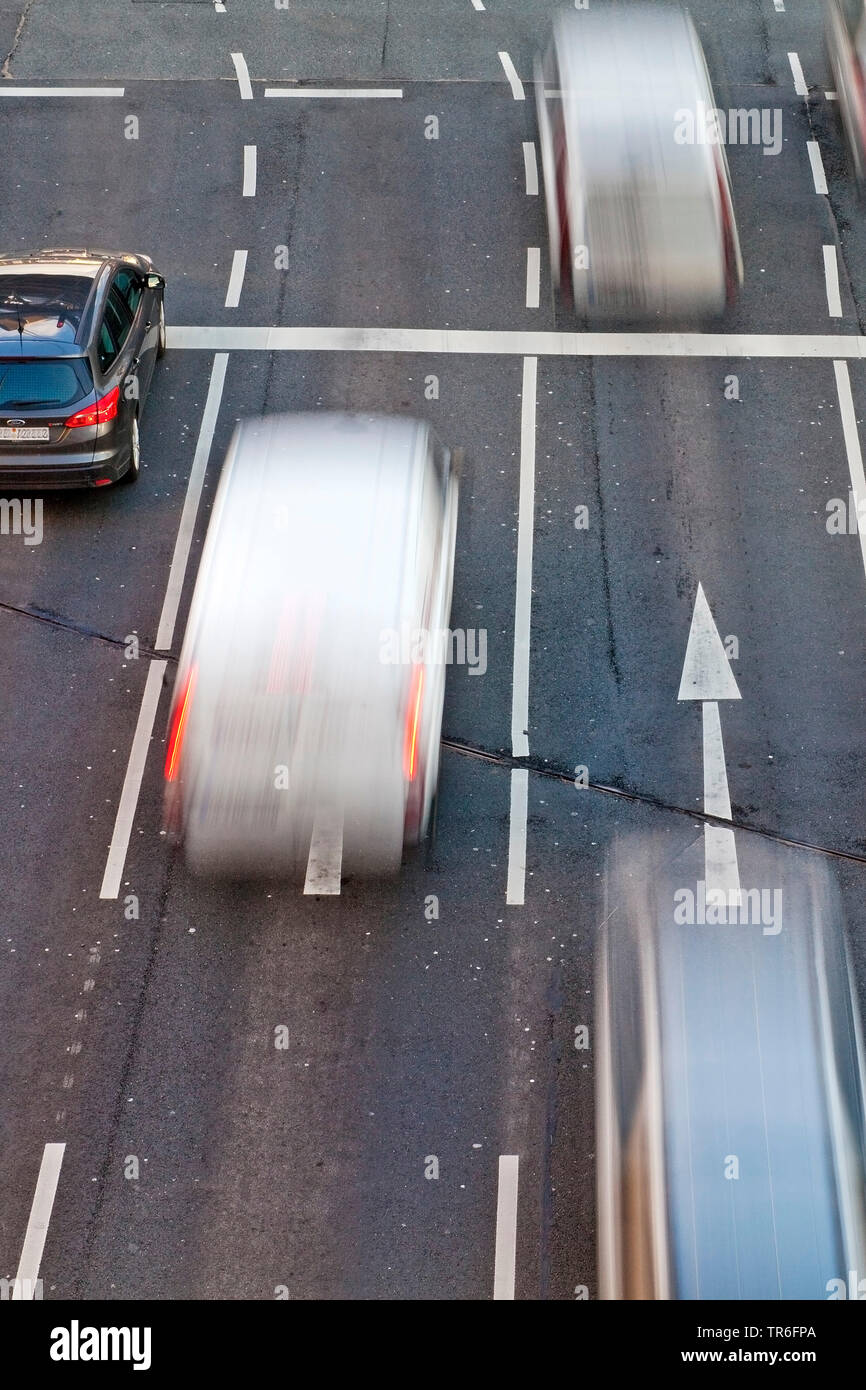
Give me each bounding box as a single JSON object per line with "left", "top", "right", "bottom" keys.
{"left": 146, "top": 273, "right": 164, "bottom": 290}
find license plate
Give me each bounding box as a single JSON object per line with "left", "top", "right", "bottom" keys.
{"left": 0, "top": 427, "right": 50, "bottom": 442}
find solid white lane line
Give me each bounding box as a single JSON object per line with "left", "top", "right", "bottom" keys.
{"left": 99, "top": 660, "right": 167, "bottom": 899}
{"left": 155, "top": 353, "right": 229, "bottom": 651}
{"left": 12, "top": 1144, "right": 65, "bottom": 1300}
{"left": 493, "top": 1155, "right": 519, "bottom": 1300}
{"left": 498, "top": 52, "right": 525, "bottom": 101}
{"left": 824, "top": 245, "right": 843, "bottom": 318}
{"left": 242, "top": 144, "right": 257, "bottom": 196}
{"left": 0, "top": 87, "right": 124, "bottom": 96}
{"left": 833, "top": 361, "right": 866, "bottom": 582}
{"left": 265, "top": 87, "right": 403, "bottom": 98}
{"left": 826, "top": 91, "right": 838, "bottom": 100}
{"left": 512, "top": 357, "right": 537, "bottom": 757}
{"left": 525, "top": 248, "right": 540, "bottom": 308}
{"left": 506, "top": 769, "right": 529, "bottom": 905}
{"left": 167, "top": 326, "right": 866, "bottom": 358}
{"left": 807, "top": 140, "right": 829, "bottom": 195}
{"left": 471, "top": 0, "right": 486, "bottom": 9}
{"left": 303, "top": 808, "right": 344, "bottom": 895}
{"left": 702, "top": 701, "right": 733, "bottom": 820}
{"left": 225, "top": 250, "right": 248, "bottom": 308}
{"left": 522, "top": 142, "right": 538, "bottom": 195}
{"left": 788, "top": 52, "right": 808, "bottom": 97}
{"left": 231, "top": 52, "right": 253, "bottom": 100}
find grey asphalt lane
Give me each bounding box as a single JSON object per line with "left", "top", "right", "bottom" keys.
{"left": 3, "top": 0, "right": 866, "bottom": 1307}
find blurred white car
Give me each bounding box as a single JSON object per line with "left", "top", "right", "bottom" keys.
{"left": 164, "top": 412, "right": 459, "bottom": 879}
{"left": 535, "top": 5, "right": 742, "bottom": 315}
{"left": 597, "top": 834, "right": 866, "bottom": 1299}
{"left": 826, "top": 0, "right": 866, "bottom": 181}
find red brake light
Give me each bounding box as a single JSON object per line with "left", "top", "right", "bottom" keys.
{"left": 165, "top": 665, "right": 197, "bottom": 783}
{"left": 65, "top": 385, "right": 120, "bottom": 429}
{"left": 403, "top": 664, "right": 425, "bottom": 782}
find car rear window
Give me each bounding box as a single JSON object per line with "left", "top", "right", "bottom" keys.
{"left": 0, "top": 274, "right": 93, "bottom": 341}
{"left": 0, "top": 358, "right": 92, "bottom": 409}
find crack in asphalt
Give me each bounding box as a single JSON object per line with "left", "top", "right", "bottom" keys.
{"left": 1, "top": 609, "right": 860, "bottom": 865}
{"left": 441, "top": 734, "right": 866, "bottom": 866}
{"left": 0, "top": 598, "right": 172, "bottom": 663}
{"left": 1, "top": 0, "right": 37, "bottom": 79}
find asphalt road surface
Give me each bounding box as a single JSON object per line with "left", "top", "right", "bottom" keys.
{"left": 1, "top": 0, "right": 865, "bottom": 1302}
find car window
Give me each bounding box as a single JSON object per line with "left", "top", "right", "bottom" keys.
{"left": 97, "top": 317, "right": 119, "bottom": 372}
{"left": 104, "top": 286, "right": 133, "bottom": 354}
{"left": 0, "top": 359, "right": 90, "bottom": 409}
{"left": 113, "top": 267, "right": 143, "bottom": 317}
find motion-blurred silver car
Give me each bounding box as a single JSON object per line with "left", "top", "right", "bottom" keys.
{"left": 164, "top": 412, "right": 459, "bottom": 879}
{"left": 597, "top": 834, "right": 866, "bottom": 1299}
{"left": 826, "top": 0, "right": 866, "bottom": 181}
{"left": 535, "top": 5, "right": 742, "bottom": 315}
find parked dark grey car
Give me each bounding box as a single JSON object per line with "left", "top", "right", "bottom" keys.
{"left": 0, "top": 247, "right": 165, "bottom": 487}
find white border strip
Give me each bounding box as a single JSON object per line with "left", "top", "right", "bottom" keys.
{"left": 225, "top": 251, "right": 248, "bottom": 308}
{"left": 511, "top": 357, "right": 536, "bottom": 756}
{"left": 243, "top": 145, "right": 257, "bottom": 197}
{"left": 155, "top": 353, "right": 228, "bottom": 651}
{"left": 12, "top": 1143, "right": 65, "bottom": 1299}
{"left": 522, "top": 142, "right": 538, "bottom": 196}
{"left": 823, "top": 245, "right": 843, "bottom": 318}
{"left": 807, "top": 140, "right": 828, "bottom": 195}
{"left": 99, "top": 660, "right": 167, "bottom": 899}
{"left": 167, "top": 326, "right": 866, "bottom": 358}
{"left": 506, "top": 769, "right": 529, "bottom": 906}
{"left": 264, "top": 87, "right": 403, "bottom": 98}
{"left": 493, "top": 1155, "right": 520, "bottom": 1299}
{"left": 525, "top": 248, "right": 540, "bottom": 308}
{"left": 231, "top": 52, "right": 253, "bottom": 100}
{"left": 0, "top": 87, "right": 124, "bottom": 97}
{"left": 498, "top": 52, "right": 525, "bottom": 101}
{"left": 788, "top": 52, "right": 808, "bottom": 98}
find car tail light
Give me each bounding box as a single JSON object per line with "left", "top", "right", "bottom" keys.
{"left": 165, "top": 665, "right": 197, "bottom": 782}
{"left": 65, "top": 385, "right": 120, "bottom": 429}
{"left": 403, "top": 663, "right": 425, "bottom": 782}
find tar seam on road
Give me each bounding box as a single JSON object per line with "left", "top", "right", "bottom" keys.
{"left": 440, "top": 736, "right": 866, "bottom": 868}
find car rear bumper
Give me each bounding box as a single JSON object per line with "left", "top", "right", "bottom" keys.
{"left": 0, "top": 445, "right": 127, "bottom": 489}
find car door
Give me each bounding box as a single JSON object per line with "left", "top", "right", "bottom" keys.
{"left": 113, "top": 266, "right": 158, "bottom": 406}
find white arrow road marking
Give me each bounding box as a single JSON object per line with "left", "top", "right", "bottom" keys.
{"left": 703, "top": 702, "right": 740, "bottom": 898}
{"left": 677, "top": 583, "right": 741, "bottom": 702}
{"left": 702, "top": 701, "right": 733, "bottom": 819}
{"left": 679, "top": 586, "right": 741, "bottom": 898}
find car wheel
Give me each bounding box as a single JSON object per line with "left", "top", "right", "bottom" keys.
{"left": 120, "top": 413, "right": 140, "bottom": 484}
{"left": 156, "top": 294, "right": 166, "bottom": 358}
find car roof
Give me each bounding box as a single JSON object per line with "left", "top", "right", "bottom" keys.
{"left": 552, "top": 5, "right": 716, "bottom": 184}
